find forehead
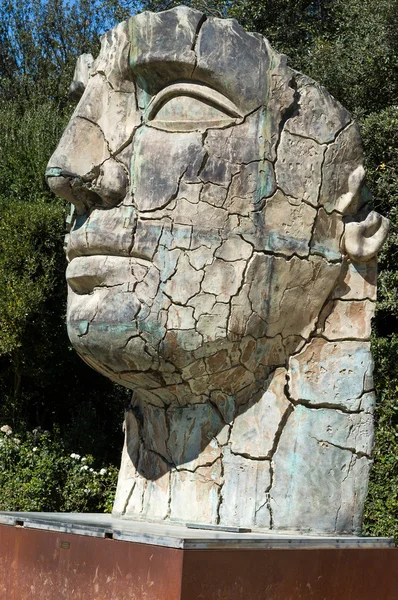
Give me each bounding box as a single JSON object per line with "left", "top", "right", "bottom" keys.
{"left": 96, "top": 7, "right": 270, "bottom": 114}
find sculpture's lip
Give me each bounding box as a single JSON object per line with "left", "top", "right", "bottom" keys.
{"left": 66, "top": 247, "right": 152, "bottom": 263}
{"left": 66, "top": 254, "right": 150, "bottom": 295}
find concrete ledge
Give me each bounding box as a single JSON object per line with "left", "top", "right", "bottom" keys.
{"left": 0, "top": 511, "right": 394, "bottom": 549}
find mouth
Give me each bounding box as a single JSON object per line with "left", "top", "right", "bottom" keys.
{"left": 66, "top": 255, "right": 139, "bottom": 295}
{"left": 64, "top": 206, "right": 158, "bottom": 264}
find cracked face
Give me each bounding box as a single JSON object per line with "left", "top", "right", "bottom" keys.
{"left": 46, "top": 7, "right": 390, "bottom": 533}
{"left": 46, "top": 7, "right": 385, "bottom": 407}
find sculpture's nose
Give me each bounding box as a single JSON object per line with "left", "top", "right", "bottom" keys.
{"left": 46, "top": 118, "right": 128, "bottom": 215}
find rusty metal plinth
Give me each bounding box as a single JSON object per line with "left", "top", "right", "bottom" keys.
{"left": 0, "top": 522, "right": 397, "bottom": 600}
{"left": 0, "top": 525, "right": 182, "bottom": 600}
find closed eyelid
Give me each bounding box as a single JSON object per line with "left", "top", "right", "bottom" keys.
{"left": 146, "top": 83, "right": 243, "bottom": 120}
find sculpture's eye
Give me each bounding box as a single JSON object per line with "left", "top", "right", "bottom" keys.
{"left": 146, "top": 83, "right": 242, "bottom": 132}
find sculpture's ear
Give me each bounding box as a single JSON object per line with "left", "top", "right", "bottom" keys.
{"left": 340, "top": 166, "right": 390, "bottom": 262}
{"left": 343, "top": 210, "right": 390, "bottom": 262}
{"left": 68, "top": 53, "right": 94, "bottom": 102}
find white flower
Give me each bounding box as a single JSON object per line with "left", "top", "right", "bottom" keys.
{"left": 80, "top": 465, "right": 89, "bottom": 471}
{"left": 32, "top": 447, "right": 38, "bottom": 452}
{"left": 99, "top": 468, "right": 107, "bottom": 476}
{"left": 81, "top": 457, "right": 87, "bottom": 462}
{"left": 70, "top": 453, "right": 81, "bottom": 460}
{"left": 89, "top": 468, "right": 94, "bottom": 472}
{"left": 12, "top": 438, "right": 20, "bottom": 445}
{"left": 1, "top": 425, "right": 12, "bottom": 435}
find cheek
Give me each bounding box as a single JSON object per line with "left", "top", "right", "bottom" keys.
{"left": 229, "top": 254, "right": 342, "bottom": 342}
{"left": 131, "top": 127, "right": 205, "bottom": 211}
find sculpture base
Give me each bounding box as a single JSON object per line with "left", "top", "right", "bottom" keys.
{"left": 0, "top": 513, "right": 396, "bottom": 599}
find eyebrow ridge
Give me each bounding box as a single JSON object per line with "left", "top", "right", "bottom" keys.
{"left": 146, "top": 83, "right": 243, "bottom": 120}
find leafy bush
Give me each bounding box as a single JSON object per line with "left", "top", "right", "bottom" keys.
{"left": 363, "top": 337, "right": 398, "bottom": 543}
{"left": 0, "top": 425, "right": 118, "bottom": 513}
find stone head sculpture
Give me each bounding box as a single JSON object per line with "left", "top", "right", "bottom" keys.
{"left": 46, "top": 6, "right": 389, "bottom": 534}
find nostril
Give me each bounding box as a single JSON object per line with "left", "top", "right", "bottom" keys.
{"left": 46, "top": 159, "right": 127, "bottom": 212}
{"left": 46, "top": 166, "right": 103, "bottom": 215}
{"left": 70, "top": 178, "right": 104, "bottom": 210}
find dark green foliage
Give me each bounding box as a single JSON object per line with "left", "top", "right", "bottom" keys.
{"left": 361, "top": 108, "right": 398, "bottom": 332}
{"left": 364, "top": 336, "right": 398, "bottom": 542}
{"left": 302, "top": 0, "right": 398, "bottom": 118}
{"left": 361, "top": 110, "right": 398, "bottom": 543}
{"left": 0, "top": 428, "right": 118, "bottom": 512}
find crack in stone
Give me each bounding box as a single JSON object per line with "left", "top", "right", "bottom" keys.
{"left": 190, "top": 14, "right": 207, "bottom": 76}
{"left": 272, "top": 75, "right": 300, "bottom": 167}
{"left": 121, "top": 479, "right": 137, "bottom": 516}
{"left": 310, "top": 436, "right": 372, "bottom": 459}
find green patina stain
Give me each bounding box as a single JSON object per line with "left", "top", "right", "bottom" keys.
{"left": 95, "top": 323, "right": 138, "bottom": 337}
{"left": 255, "top": 160, "right": 275, "bottom": 205}
{"left": 268, "top": 231, "right": 309, "bottom": 255}
{"left": 258, "top": 106, "right": 273, "bottom": 162}
{"left": 130, "top": 126, "right": 145, "bottom": 195}
{"left": 76, "top": 320, "right": 89, "bottom": 336}
{"left": 310, "top": 240, "right": 341, "bottom": 261}
{"left": 45, "top": 167, "right": 63, "bottom": 178}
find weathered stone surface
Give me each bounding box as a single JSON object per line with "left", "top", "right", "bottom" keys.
{"left": 201, "top": 258, "right": 246, "bottom": 302}
{"left": 310, "top": 207, "right": 344, "bottom": 261}
{"left": 47, "top": 6, "right": 389, "bottom": 534}
{"left": 66, "top": 205, "right": 136, "bottom": 261}
{"left": 196, "top": 302, "right": 230, "bottom": 341}
{"left": 259, "top": 54, "right": 294, "bottom": 162}
{"left": 205, "top": 111, "right": 263, "bottom": 165}
{"left": 167, "top": 305, "right": 196, "bottom": 330}
{"left": 289, "top": 338, "right": 373, "bottom": 411}
{"left": 219, "top": 448, "right": 271, "bottom": 528}
{"left": 74, "top": 74, "right": 139, "bottom": 154}
{"left": 343, "top": 210, "right": 390, "bottom": 263}
{"left": 139, "top": 450, "right": 170, "bottom": 520}
{"left": 113, "top": 410, "right": 140, "bottom": 515}
{"left": 92, "top": 21, "right": 133, "bottom": 92}
{"left": 215, "top": 236, "right": 253, "bottom": 262}
{"left": 129, "top": 6, "right": 203, "bottom": 93}
{"left": 195, "top": 18, "right": 269, "bottom": 113}
{"left": 66, "top": 255, "right": 134, "bottom": 294}
{"left": 132, "top": 128, "right": 204, "bottom": 212}
{"left": 230, "top": 369, "right": 290, "bottom": 458}
{"left": 236, "top": 253, "right": 341, "bottom": 340}
{"left": 320, "top": 122, "right": 364, "bottom": 214}
{"left": 170, "top": 461, "right": 222, "bottom": 524}
{"left": 332, "top": 259, "right": 377, "bottom": 301}
{"left": 167, "top": 403, "right": 223, "bottom": 471}
{"left": 142, "top": 404, "right": 170, "bottom": 460}
{"left": 275, "top": 131, "right": 325, "bottom": 207}
{"left": 259, "top": 189, "right": 317, "bottom": 256}
{"left": 321, "top": 299, "right": 375, "bottom": 341}
{"left": 270, "top": 405, "right": 373, "bottom": 534}
{"left": 285, "top": 74, "right": 351, "bottom": 144}
{"left": 69, "top": 53, "right": 93, "bottom": 100}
